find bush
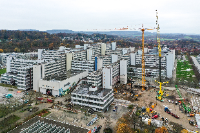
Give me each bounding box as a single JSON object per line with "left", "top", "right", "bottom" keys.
{"left": 128, "top": 105, "right": 133, "bottom": 109}
{"left": 104, "top": 128, "right": 112, "bottom": 133}
{"left": 0, "top": 83, "right": 17, "bottom": 89}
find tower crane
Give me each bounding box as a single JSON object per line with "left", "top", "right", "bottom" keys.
{"left": 140, "top": 25, "right": 154, "bottom": 91}
{"left": 87, "top": 21, "right": 155, "bottom": 91}
{"left": 155, "top": 10, "right": 168, "bottom": 101}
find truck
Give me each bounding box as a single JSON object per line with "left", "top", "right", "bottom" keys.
{"left": 5, "top": 94, "right": 13, "bottom": 99}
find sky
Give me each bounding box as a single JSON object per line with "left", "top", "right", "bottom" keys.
{"left": 0, "top": 0, "right": 200, "bottom": 34}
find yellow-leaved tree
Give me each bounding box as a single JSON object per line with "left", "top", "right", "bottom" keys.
{"left": 0, "top": 49, "right": 3, "bottom": 53}
{"left": 117, "top": 123, "right": 133, "bottom": 133}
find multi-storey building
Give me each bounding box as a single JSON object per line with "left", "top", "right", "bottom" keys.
{"left": 87, "top": 69, "right": 102, "bottom": 87}
{"left": 73, "top": 50, "right": 86, "bottom": 61}
{"left": 130, "top": 47, "right": 175, "bottom": 78}
{"left": 42, "top": 50, "right": 65, "bottom": 61}
{"left": 71, "top": 60, "right": 94, "bottom": 73}
{"left": 71, "top": 86, "right": 114, "bottom": 112}
{"left": 1, "top": 58, "right": 36, "bottom": 90}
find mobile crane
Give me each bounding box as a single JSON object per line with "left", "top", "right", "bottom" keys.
{"left": 155, "top": 10, "right": 168, "bottom": 101}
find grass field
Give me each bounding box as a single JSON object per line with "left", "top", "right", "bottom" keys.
{"left": 176, "top": 60, "right": 195, "bottom": 81}
{"left": 0, "top": 68, "right": 6, "bottom": 75}
{"left": 160, "top": 38, "right": 175, "bottom": 41}
{"left": 184, "top": 36, "right": 192, "bottom": 39}
{"left": 0, "top": 115, "right": 20, "bottom": 129}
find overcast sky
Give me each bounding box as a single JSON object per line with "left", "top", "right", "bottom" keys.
{"left": 0, "top": 0, "right": 200, "bottom": 34}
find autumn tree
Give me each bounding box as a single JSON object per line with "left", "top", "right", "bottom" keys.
{"left": 116, "top": 123, "right": 133, "bottom": 133}
{"left": 14, "top": 47, "right": 20, "bottom": 52}
{"left": 0, "top": 49, "right": 3, "bottom": 53}
{"left": 49, "top": 43, "right": 54, "bottom": 50}
{"left": 170, "top": 122, "right": 183, "bottom": 133}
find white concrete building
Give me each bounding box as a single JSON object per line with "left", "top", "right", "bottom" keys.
{"left": 120, "top": 60, "right": 127, "bottom": 84}
{"left": 1, "top": 58, "right": 40, "bottom": 90}
{"left": 130, "top": 47, "right": 175, "bottom": 78}
{"left": 97, "top": 58, "right": 103, "bottom": 70}
{"left": 130, "top": 53, "right": 136, "bottom": 65}
{"left": 103, "top": 67, "right": 112, "bottom": 89}
{"left": 166, "top": 49, "right": 175, "bottom": 78}
{"left": 71, "top": 87, "right": 114, "bottom": 112}
{"left": 111, "top": 54, "right": 118, "bottom": 63}
{"left": 37, "top": 71, "right": 88, "bottom": 96}
{"left": 38, "top": 49, "right": 45, "bottom": 60}
{"left": 101, "top": 43, "right": 106, "bottom": 55}
{"left": 111, "top": 42, "right": 116, "bottom": 50}
{"left": 66, "top": 53, "right": 73, "bottom": 71}
{"left": 87, "top": 49, "right": 93, "bottom": 61}
{"left": 87, "top": 69, "right": 102, "bottom": 87}
{"left": 71, "top": 60, "right": 94, "bottom": 73}
{"left": 42, "top": 50, "right": 65, "bottom": 61}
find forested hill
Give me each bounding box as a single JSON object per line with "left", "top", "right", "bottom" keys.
{"left": 0, "top": 30, "right": 119, "bottom": 53}
{"left": 0, "top": 30, "right": 61, "bottom": 53}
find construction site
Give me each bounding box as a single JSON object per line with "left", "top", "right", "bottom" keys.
{"left": 1, "top": 11, "right": 200, "bottom": 133}
{"left": 111, "top": 10, "right": 200, "bottom": 132}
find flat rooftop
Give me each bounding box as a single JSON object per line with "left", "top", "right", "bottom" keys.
{"left": 43, "top": 70, "right": 86, "bottom": 81}
{"left": 73, "top": 86, "right": 112, "bottom": 97}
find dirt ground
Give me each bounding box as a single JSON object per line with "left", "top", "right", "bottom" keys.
{"left": 0, "top": 86, "right": 24, "bottom": 104}
{"left": 134, "top": 88, "right": 200, "bottom": 132}
{"left": 45, "top": 104, "right": 129, "bottom": 133}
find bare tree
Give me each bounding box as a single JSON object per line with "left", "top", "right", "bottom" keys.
{"left": 27, "top": 90, "right": 35, "bottom": 104}
{"left": 35, "top": 92, "right": 42, "bottom": 104}
{"left": 104, "top": 114, "right": 112, "bottom": 129}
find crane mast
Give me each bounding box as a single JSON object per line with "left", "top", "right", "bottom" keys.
{"left": 156, "top": 11, "right": 162, "bottom": 83}
{"left": 142, "top": 26, "right": 145, "bottom": 91}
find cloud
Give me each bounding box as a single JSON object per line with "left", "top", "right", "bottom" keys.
{"left": 0, "top": 0, "right": 199, "bottom": 33}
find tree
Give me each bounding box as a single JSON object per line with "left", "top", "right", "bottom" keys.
{"left": 130, "top": 113, "right": 138, "bottom": 129}
{"left": 35, "top": 92, "right": 42, "bottom": 104}
{"left": 155, "top": 126, "right": 168, "bottom": 133}
{"left": 145, "top": 123, "right": 157, "bottom": 133}
{"left": 26, "top": 90, "right": 35, "bottom": 103}
{"left": 14, "top": 47, "right": 20, "bottom": 52}
{"left": 49, "top": 43, "right": 54, "bottom": 50}
{"left": 169, "top": 122, "right": 183, "bottom": 133}
{"left": 0, "top": 49, "right": 3, "bottom": 53}
{"left": 116, "top": 123, "right": 133, "bottom": 133}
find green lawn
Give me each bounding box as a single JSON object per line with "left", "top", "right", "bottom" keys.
{"left": 0, "top": 68, "right": 6, "bottom": 75}
{"left": 184, "top": 36, "right": 192, "bottom": 39}
{"left": 0, "top": 115, "right": 20, "bottom": 129}
{"left": 160, "top": 38, "right": 175, "bottom": 41}
{"left": 176, "top": 60, "right": 195, "bottom": 81}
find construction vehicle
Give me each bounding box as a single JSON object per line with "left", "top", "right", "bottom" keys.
{"left": 188, "top": 119, "right": 196, "bottom": 126}
{"left": 155, "top": 80, "right": 168, "bottom": 101}
{"left": 175, "top": 85, "right": 191, "bottom": 113}
{"left": 155, "top": 10, "right": 168, "bottom": 101}
{"left": 5, "top": 94, "right": 13, "bottom": 99}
